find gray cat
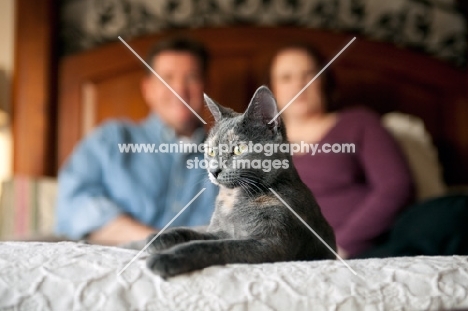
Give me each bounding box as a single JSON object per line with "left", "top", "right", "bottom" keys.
{"left": 146, "top": 86, "right": 336, "bottom": 278}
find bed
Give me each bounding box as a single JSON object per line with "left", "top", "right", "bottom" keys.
{"left": 1, "top": 241, "right": 467, "bottom": 310}
{"left": 4, "top": 26, "right": 468, "bottom": 310}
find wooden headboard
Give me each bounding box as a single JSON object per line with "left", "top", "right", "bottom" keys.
{"left": 58, "top": 27, "right": 468, "bottom": 184}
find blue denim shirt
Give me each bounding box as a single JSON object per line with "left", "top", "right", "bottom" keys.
{"left": 55, "top": 114, "right": 218, "bottom": 239}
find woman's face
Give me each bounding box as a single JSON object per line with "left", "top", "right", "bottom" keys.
{"left": 270, "top": 48, "right": 324, "bottom": 118}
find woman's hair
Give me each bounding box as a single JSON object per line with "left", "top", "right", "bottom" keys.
{"left": 268, "top": 43, "right": 338, "bottom": 112}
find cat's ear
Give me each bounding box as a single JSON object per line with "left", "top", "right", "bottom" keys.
{"left": 204, "top": 93, "right": 232, "bottom": 122}
{"left": 244, "top": 86, "right": 281, "bottom": 129}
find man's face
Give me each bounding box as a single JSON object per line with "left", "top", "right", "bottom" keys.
{"left": 142, "top": 51, "right": 205, "bottom": 136}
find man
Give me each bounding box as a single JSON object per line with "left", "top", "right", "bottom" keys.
{"left": 55, "top": 37, "right": 218, "bottom": 245}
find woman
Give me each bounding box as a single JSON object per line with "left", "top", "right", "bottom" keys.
{"left": 269, "top": 44, "right": 414, "bottom": 258}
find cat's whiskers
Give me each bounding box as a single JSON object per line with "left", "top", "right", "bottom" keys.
{"left": 240, "top": 170, "right": 264, "bottom": 182}
{"left": 238, "top": 180, "right": 254, "bottom": 199}
{"left": 190, "top": 171, "right": 213, "bottom": 185}
{"left": 242, "top": 178, "right": 264, "bottom": 194}
{"left": 193, "top": 176, "right": 211, "bottom": 187}
{"left": 240, "top": 173, "right": 268, "bottom": 192}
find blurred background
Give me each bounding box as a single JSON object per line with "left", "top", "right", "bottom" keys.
{"left": 2, "top": 0, "right": 468, "bottom": 174}
{"left": 0, "top": 0, "right": 14, "bottom": 185}
{"left": 0, "top": 0, "right": 466, "bottom": 239}
{"left": 59, "top": 0, "right": 467, "bottom": 65}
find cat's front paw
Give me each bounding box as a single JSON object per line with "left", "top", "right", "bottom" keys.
{"left": 146, "top": 229, "right": 187, "bottom": 254}
{"left": 146, "top": 253, "right": 189, "bottom": 279}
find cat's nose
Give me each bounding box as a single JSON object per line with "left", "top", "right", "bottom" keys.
{"left": 210, "top": 168, "right": 222, "bottom": 178}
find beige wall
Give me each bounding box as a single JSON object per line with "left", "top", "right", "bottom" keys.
{"left": 0, "top": 0, "right": 15, "bottom": 183}
{"left": 0, "top": 0, "right": 15, "bottom": 113}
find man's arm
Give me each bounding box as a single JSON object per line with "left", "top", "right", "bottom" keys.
{"left": 88, "top": 214, "right": 156, "bottom": 245}
{"left": 55, "top": 124, "right": 155, "bottom": 245}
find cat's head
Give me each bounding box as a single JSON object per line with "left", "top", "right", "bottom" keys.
{"left": 204, "top": 86, "right": 289, "bottom": 190}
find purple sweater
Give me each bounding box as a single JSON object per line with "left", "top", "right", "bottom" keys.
{"left": 292, "top": 108, "right": 413, "bottom": 257}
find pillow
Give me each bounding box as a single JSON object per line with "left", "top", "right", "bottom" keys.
{"left": 382, "top": 112, "right": 447, "bottom": 201}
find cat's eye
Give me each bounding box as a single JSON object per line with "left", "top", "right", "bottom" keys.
{"left": 234, "top": 144, "right": 247, "bottom": 155}
{"left": 207, "top": 147, "right": 217, "bottom": 157}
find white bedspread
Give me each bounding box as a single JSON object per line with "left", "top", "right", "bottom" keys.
{"left": 0, "top": 242, "right": 467, "bottom": 311}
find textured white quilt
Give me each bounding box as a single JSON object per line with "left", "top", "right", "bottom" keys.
{"left": 1, "top": 242, "right": 467, "bottom": 311}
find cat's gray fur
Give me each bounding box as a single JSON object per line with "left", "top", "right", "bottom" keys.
{"left": 146, "top": 86, "right": 336, "bottom": 278}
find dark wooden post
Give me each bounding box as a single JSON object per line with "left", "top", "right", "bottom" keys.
{"left": 12, "top": 0, "right": 58, "bottom": 176}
